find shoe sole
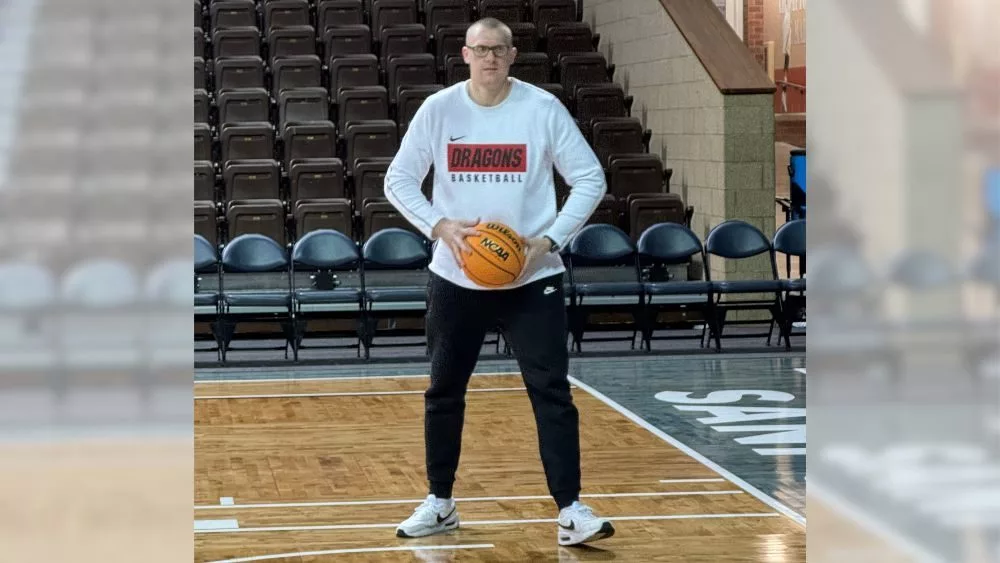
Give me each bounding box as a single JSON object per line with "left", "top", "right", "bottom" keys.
{"left": 396, "top": 516, "right": 459, "bottom": 538}
{"left": 558, "top": 521, "right": 615, "bottom": 546}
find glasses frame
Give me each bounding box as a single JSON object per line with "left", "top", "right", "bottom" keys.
{"left": 465, "top": 44, "right": 513, "bottom": 58}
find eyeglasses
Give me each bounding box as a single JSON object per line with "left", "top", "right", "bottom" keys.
{"left": 465, "top": 44, "right": 511, "bottom": 58}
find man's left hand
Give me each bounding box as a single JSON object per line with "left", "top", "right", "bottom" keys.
{"left": 518, "top": 237, "right": 554, "bottom": 281}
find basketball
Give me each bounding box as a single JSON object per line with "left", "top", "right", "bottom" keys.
{"left": 462, "top": 221, "right": 526, "bottom": 287}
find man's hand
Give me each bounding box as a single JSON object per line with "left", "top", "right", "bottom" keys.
{"left": 518, "top": 236, "right": 555, "bottom": 280}
{"left": 432, "top": 217, "right": 480, "bottom": 268}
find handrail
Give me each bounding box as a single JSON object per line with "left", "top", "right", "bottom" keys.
{"left": 775, "top": 80, "right": 806, "bottom": 92}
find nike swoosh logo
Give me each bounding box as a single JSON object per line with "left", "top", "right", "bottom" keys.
{"left": 449, "top": 136, "right": 465, "bottom": 142}
{"left": 437, "top": 507, "right": 456, "bottom": 523}
{"left": 559, "top": 521, "right": 575, "bottom": 531}
{"left": 543, "top": 287, "right": 556, "bottom": 295}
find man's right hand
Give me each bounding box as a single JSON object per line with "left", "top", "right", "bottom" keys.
{"left": 432, "top": 217, "right": 480, "bottom": 268}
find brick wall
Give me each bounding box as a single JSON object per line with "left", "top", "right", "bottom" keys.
{"left": 584, "top": 0, "right": 776, "bottom": 284}
{"left": 744, "top": 0, "right": 766, "bottom": 70}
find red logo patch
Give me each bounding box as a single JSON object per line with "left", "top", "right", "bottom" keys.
{"left": 447, "top": 144, "right": 527, "bottom": 173}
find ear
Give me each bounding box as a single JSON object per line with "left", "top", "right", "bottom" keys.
{"left": 461, "top": 45, "right": 473, "bottom": 65}
{"left": 508, "top": 46, "right": 518, "bottom": 62}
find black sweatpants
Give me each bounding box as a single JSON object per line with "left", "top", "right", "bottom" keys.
{"left": 424, "top": 271, "right": 581, "bottom": 509}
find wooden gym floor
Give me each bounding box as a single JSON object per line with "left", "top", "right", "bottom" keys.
{"left": 194, "top": 372, "right": 805, "bottom": 562}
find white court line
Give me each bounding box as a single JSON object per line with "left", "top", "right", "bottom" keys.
{"left": 195, "top": 490, "right": 744, "bottom": 510}
{"left": 205, "top": 543, "right": 496, "bottom": 563}
{"left": 568, "top": 375, "right": 807, "bottom": 527}
{"left": 195, "top": 513, "right": 781, "bottom": 534}
{"left": 195, "top": 387, "right": 526, "bottom": 400}
{"left": 659, "top": 478, "right": 727, "bottom": 484}
{"left": 794, "top": 368, "right": 807, "bottom": 375}
{"left": 195, "top": 519, "right": 239, "bottom": 531}
{"left": 194, "top": 371, "right": 517, "bottom": 384}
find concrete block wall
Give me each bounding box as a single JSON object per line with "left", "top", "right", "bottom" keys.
{"left": 585, "top": 0, "right": 776, "bottom": 283}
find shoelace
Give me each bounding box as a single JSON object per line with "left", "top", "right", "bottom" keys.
{"left": 568, "top": 503, "right": 594, "bottom": 520}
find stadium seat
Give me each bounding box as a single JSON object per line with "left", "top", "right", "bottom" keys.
{"left": 264, "top": 0, "right": 311, "bottom": 32}
{"left": 223, "top": 159, "right": 282, "bottom": 204}
{"left": 218, "top": 88, "right": 271, "bottom": 126}
{"left": 214, "top": 56, "right": 265, "bottom": 93}
{"left": 195, "top": 161, "right": 217, "bottom": 203}
{"left": 566, "top": 223, "right": 643, "bottom": 351}
{"left": 324, "top": 25, "right": 373, "bottom": 59}
{"left": 537, "top": 83, "right": 567, "bottom": 106}
{"left": 194, "top": 235, "right": 222, "bottom": 353}
{"left": 380, "top": 24, "right": 428, "bottom": 63}
{"left": 272, "top": 55, "right": 323, "bottom": 93}
{"left": 557, "top": 52, "right": 611, "bottom": 100}
{"left": 363, "top": 200, "right": 418, "bottom": 240}
{"left": 532, "top": 0, "right": 578, "bottom": 35}
{"left": 445, "top": 55, "right": 470, "bottom": 85}
{"left": 478, "top": 0, "right": 523, "bottom": 24}
{"left": 772, "top": 219, "right": 806, "bottom": 346}
{"left": 210, "top": 1, "right": 257, "bottom": 31}
{"left": 195, "top": 123, "right": 213, "bottom": 161}
{"left": 591, "top": 117, "right": 646, "bottom": 168}
{"left": 317, "top": 0, "right": 365, "bottom": 33}
{"left": 397, "top": 84, "right": 443, "bottom": 136}
{"left": 435, "top": 25, "right": 469, "bottom": 69}
{"left": 337, "top": 86, "right": 390, "bottom": 130}
{"left": 294, "top": 199, "right": 354, "bottom": 238}
{"left": 291, "top": 229, "right": 365, "bottom": 358}
{"left": 221, "top": 123, "right": 275, "bottom": 163}
{"left": 195, "top": 201, "right": 219, "bottom": 245}
{"left": 636, "top": 222, "right": 713, "bottom": 350}
{"left": 267, "top": 26, "right": 318, "bottom": 61}
{"left": 194, "top": 89, "right": 210, "bottom": 124}
{"left": 509, "top": 23, "right": 539, "bottom": 52}
{"left": 212, "top": 27, "right": 261, "bottom": 59}
{"left": 282, "top": 122, "right": 338, "bottom": 165}
{"left": 0, "top": 261, "right": 56, "bottom": 371}
{"left": 227, "top": 200, "right": 288, "bottom": 244}
{"left": 372, "top": 0, "right": 419, "bottom": 32}
{"left": 424, "top": 0, "right": 471, "bottom": 37}
{"left": 626, "top": 193, "right": 688, "bottom": 237}
{"left": 510, "top": 52, "right": 550, "bottom": 84}
{"left": 360, "top": 227, "right": 432, "bottom": 357}
{"left": 703, "top": 220, "right": 786, "bottom": 351}
{"left": 608, "top": 153, "right": 667, "bottom": 199}
{"left": 386, "top": 53, "right": 437, "bottom": 103}
{"left": 217, "top": 234, "right": 295, "bottom": 363}
{"left": 278, "top": 87, "right": 331, "bottom": 130}
{"left": 354, "top": 157, "right": 392, "bottom": 208}
{"left": 289, "top": 158, "right": 347, "bottom": 206}
{"left": 329, "top": 54, "right": 381, "bottom": 95}
{"left": 345, "top": 120, "right": 399, "bottom": 173}
{"left": 545, "top": 22, "right": 594, "bottom": 59}
{"left": 574, "top": 83, "right": 628, "bottom": 123}
{"left": 194, "top": 56, "right": 207, "bottom": 90}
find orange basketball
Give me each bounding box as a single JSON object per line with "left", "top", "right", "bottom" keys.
{"left": 462, "top": 222, "right": 526, "bottom": 288}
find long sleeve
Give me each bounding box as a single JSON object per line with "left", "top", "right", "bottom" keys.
{"left": 542, "top": 97, "right": 607, "bottom": 248}
{"left": 384, "top": 100, "right": 445, "bottom": 240}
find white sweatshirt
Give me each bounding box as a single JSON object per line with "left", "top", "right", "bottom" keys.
{"left": 383, "top": 78, "right": 607, "bottom": 290}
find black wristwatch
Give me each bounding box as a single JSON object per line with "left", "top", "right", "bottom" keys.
{"left": 544, "top": 236, "right": 560, "bottom": 253}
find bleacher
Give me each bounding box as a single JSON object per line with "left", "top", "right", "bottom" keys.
{"left": 192, "top": 0, "right": 806, "bottom": 363}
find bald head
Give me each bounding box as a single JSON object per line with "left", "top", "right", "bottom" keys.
{"left": 465, "top": 17, "right": 513, "bottom": 46}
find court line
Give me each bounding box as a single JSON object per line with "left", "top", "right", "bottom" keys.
{"left": 567, "top": 375, "right": 807, "bottom": 527}
{"left": 195, "top": 519, "right": 239, "bottom": 531}
{"left": 659, "top": 478, "right": 727, "bottom": 484}
{"left": 205, "top": 544, "right": 496, "bottom": 563}
{"left": 194, "top": 513, "right": 782, "bottom": 534}
{"left": 194, "top": 371, "right": 518, "bottom": 384}
{"left": 195, "top": 387, "right": 527, "bottom": 400}
{"left": 195, "top": 490, "right": 744, "bottom": 510}
{"left": 794, "top": 368, "right": 807, "bottom": 375}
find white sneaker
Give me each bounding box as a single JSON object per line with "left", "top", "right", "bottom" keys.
{"left": 556, "top": 501, "right": 615, "bottom": 546}
{"left": 396, "top": 494, "right": 459, "bottom": 538}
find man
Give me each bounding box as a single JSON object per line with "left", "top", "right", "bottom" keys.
{"left": 383, "top": 17, "right": 613, "bottom": 547}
